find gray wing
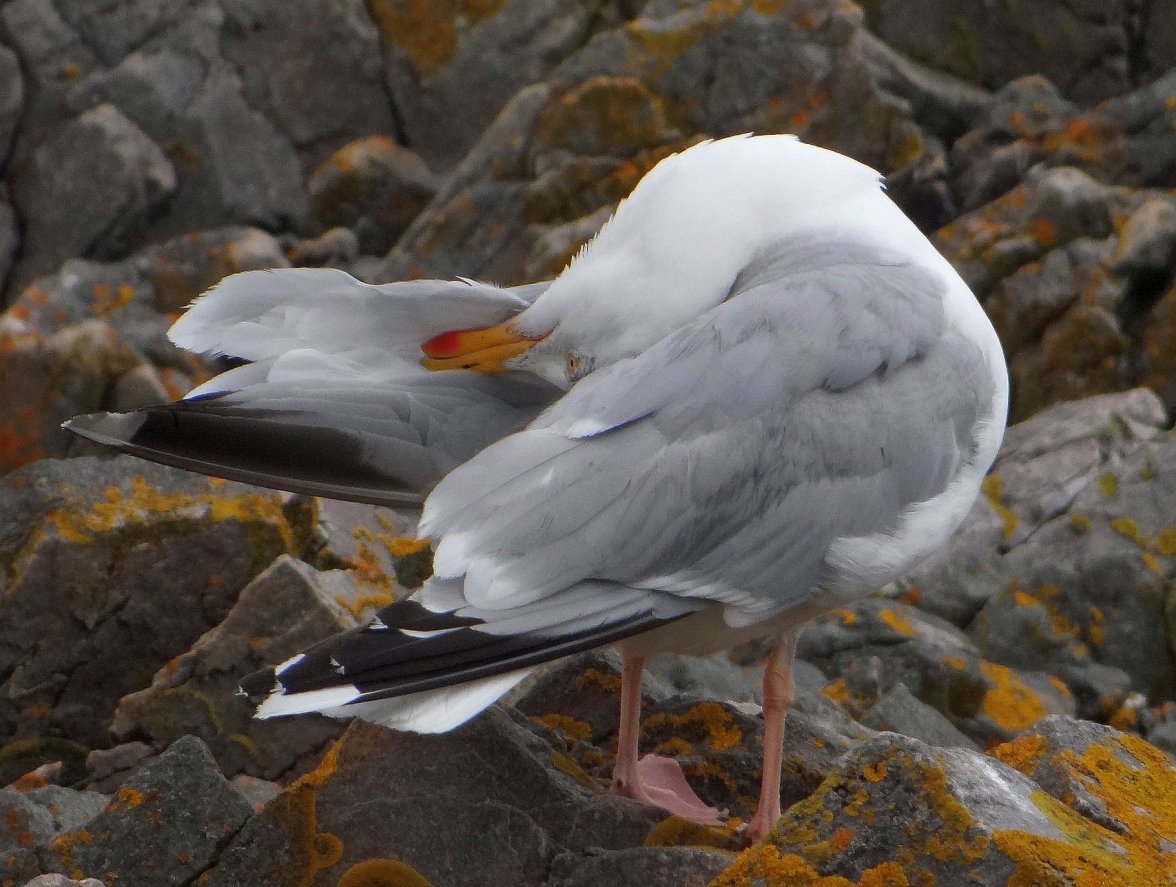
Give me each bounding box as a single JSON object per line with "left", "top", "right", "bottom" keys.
{"left": 67, "top": 270, "right": 560, "bottom": 505}
{"left": 422, "top": 255, "right": 990, "bottom": 621}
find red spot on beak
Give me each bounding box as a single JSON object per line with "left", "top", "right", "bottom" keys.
{"left": 421, "top": 330, "right": 466, "bottom": 358}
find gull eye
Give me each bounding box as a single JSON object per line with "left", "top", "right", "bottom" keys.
{"left": 565, "top": 351, "right": 587, "bottom": 381}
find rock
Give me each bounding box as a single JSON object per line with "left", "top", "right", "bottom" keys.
{"left": 547, "top": 846, "right": 732, "bottom": 886}
{"left": 970, "top": 418, "right": 1176, "bottom": 709}
{"left": 84, "top": 743, "right": 153, "bottom": 794}
{"left": 308, "top": 137, "right": 438, "bottom": 254}
{"left": 861, "top": 0, "right": 1131, "bottom": 103}
{"left": 901, "top": 385, "right": 1167, "bottom": 623}
{"left": 646, "top": 652, "right": 763, "bottom": 704}
{"left": 0, "top": 319, "right": 145, "bottom": 472}
{"left": 372, "top": 0, "right": 601, "bottom": 170}
{"left": 230, "top": 774, "right": 281, "bottom": 812}
{"left": 21, "top": 876, "right": 105, "bottom": 887}
{"left": 286, "top": 227, "right": 360, "bottom": 268}
{"left": 200, "top": 709, "right": 665, "bottom": 887}
{"left": 0, "top": 457, "right": 304, "bottom": 749}
{"left": 0, "top": 200, "right": 17, "bottom": 296}
{"left": 110, "top": 555, "right": 367, "bottom": 780}
{"left": 859, "top": 682, "right": 980, "bottom": 751}
{"left": 0, "top": 45, "right": 23, "bottom": 168}
{"left": 515, "top": 650, "right": 671, "bottom": 746}
{"left": 0, "top": 783, "right": 105, "bottom": 883}
{"left": 714, "top": 729, "right": 1176, "bottom": 885}
{"left": 21, "top": 787, "right": 108, "bottom": 834}
{"left": 41, "top": 735, "right": 252, "bottom": 887}
{"left": 217, "top": 0, "right": 396, "bottom": 166}
{"left": 142, "top": 226, "right": 289, "bottom": 316}
{"left": 801, "top": 598, "right": 1074, "bottom": 746}
{"left": 9, "top": 104, "right": 175, "bottom": 285}
{"left": 383, "top": 0, "right": 993, "bottom": 286}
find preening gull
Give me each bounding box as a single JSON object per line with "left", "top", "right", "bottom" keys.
{"left": 67, "top": 134, "right": 1008, "bottom": 842}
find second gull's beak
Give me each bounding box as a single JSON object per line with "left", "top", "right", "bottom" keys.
{"left": 420, "top": 322, "right": 546, "bottom": 374}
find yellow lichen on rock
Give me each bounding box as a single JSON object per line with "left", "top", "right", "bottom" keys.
{"left": 336, "top": 858, "right": 436, "bottom": 887}
{"left": 642, "top": 702, "right": 745, "bottom": 752}
{"left": 978, "top": 661, "right": 1049, "bottom": 735}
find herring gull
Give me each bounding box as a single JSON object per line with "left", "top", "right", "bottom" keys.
{"left": 67, "top": 134, "right": 1008, "bottom": 842}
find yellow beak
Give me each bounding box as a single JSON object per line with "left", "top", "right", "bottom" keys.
{"left": 420, "top": 322, "right": 545, "bottom": 374}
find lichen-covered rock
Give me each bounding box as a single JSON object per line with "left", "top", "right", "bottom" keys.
{"left": 713, "top": 729, "right": 1176, "bottom": 886}
{"left": 371, "top": 0, "right": 603, "bottom": 170}
{"left": 110, "top": 555, "right": 366, "bottom": 780}
{"left": 970, "top": 419, "right": 1176, "bottom": 709}
{"left": 381, "top": 0, "right": 991, "bottom": 286}
{"left": 200, "top": 709, "right": 667, "bottom": 887}
{"left": 0, "top": 457, "right": 305, "bottom": 754}
{"left": 308, "top": 136, "right": 439, "bottom": 255}
{"left": 21, "top": 876, "right": 106, "bottom": 887}
{"left": 0, "top": 319, "right": 145, "bottom": 472}
{"left": 801, "top": 598, "right": 1074, "bottom": 746}
{"left": 41, "top": 735, "right": 252, "bottom": 887}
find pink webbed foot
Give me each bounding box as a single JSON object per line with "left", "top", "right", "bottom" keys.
{"left": 612, "top": 754, "right": 723, "bottom": 825}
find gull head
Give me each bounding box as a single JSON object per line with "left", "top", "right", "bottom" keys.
{"left": 420, "top": 134, "right": 887, "bottom": 389}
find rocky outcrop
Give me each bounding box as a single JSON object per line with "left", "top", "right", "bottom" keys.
{"left": 0, "top": 1, "right": 1174, "bottom": 884}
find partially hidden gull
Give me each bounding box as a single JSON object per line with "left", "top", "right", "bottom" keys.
{"left": 67, "top": 134, "right": 1008, "bottom": 842}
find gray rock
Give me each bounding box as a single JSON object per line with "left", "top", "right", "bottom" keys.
{"left": 22, "top": 876, "right": 105, "bottom": 887}
{"left": 111, "top": 555, "right": 361, "bottom": 780}
{"left": 201, "top": 710, "right": 664, "bottom": 887}
{"left": 218, "top": 0, "right": 396, "bottom": 165}
{"left": 84, "top": 743, "right": 153, "bottom": 794}
{"left": 24, "top": 787, "right": 108, "bottom": 834}
{"left": 0, "top": 46, "right": 23, "bottom": 169}
{"left": 0, "top": 457, "right": 303, "bottom": 747}
{"left": 0, "top": 200, "right": 17, "bottom": 297}
{"left": 646, "top": 652, "right": 762, "bottom": 704}
{"left": 0, "top": 790, "right": 56, "bottom": 853}
{"left": 860, "top": 682, "right": 980, "bottom": 751}
{"left": 41, "top": 736, "right": 252, "bottom": 887}
{"left": 861, "top": 0, "right": 1130, "bottom": 103}
{"left": 9, "top": 104, "right": 175, "bottom": 283}
{"left": 548, "top": 846, "right": 732, "bottom": 886}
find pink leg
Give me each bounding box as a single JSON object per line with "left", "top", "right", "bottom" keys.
{"left": 610, "top": 652, "right": 721, "bottom": 824}
{"left": 743, "top": 630, "right": 798, "bottom": 843}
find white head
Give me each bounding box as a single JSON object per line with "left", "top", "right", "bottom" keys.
{"left": 421, "top": 135, "right": 887, "bottom": 388}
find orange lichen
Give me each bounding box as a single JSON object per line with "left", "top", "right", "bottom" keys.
{"left": 91, "top": 282, "right": 135, "bottom": 318}
{"left": 1069, "top": 512, "right": 1092, "bottom": 534}
{"left": 1155, "top": 526, "right": 1176, "bottom": 557}
{"left": 367, "top": 0, "right": 459, "bottom": 74}
{"left": 335, "top": 590, "right": 397, "bottom": 620}
{"left": 992, "top": 732, "right": 1176, "bottom": 885}
{"left": 575, "top": 667, "right": 621, "bottom": 693}
{"left": 862, "top": 760, "right": 887, "bottom": 783}
{"left": 532, "top": 713, "right": 592, "bottom": 742}
{"left": 384, "top": 534, "right": 431, "bottom": 557}
{"left": 1109, "top": 516, "right": 1149, "bottom": 548}
{"left": 877, "top": 608, "right": 917, "bottom": 637}
{"left": 981, "top": 475, "right": 1019, "bottom": 541}
{"left": 979, "top": 662, "right": 1048, "bottom": 734}
{"left": 644, "top": 814, "right": 741, "bottom": 850}
{"left": 651, "top": 736, "right": 695, "bottom": 756}
{"left": 336, "top": 858, "right": 435, "bottom": 887}
{"left": 832, "top": 608, "right": 858, "bottom": 627}
{"left": 549, "top": 750, "right": 597, "bottom": 788}
{"left": 643, "top": 702, "right": 744, "bottom": 752}
{"left": 990, "top": 732, "right": 1049, "bottom": 773}
{"left": 822, "top": 678, "right": 853, "bottom": 705}
{"left": 1097, "top": 471, "right": 1118, "bottom": 497}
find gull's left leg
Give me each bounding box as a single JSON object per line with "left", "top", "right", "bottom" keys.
{"left": 610, "top": 651, "right": 721, "bottom": 824}
{"left": 743, "top": 628, "right": 799, "bottom": 843}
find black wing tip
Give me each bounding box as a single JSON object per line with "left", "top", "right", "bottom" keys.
{"left": 239, "top": 667, "right": 278, "bottom": 701}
